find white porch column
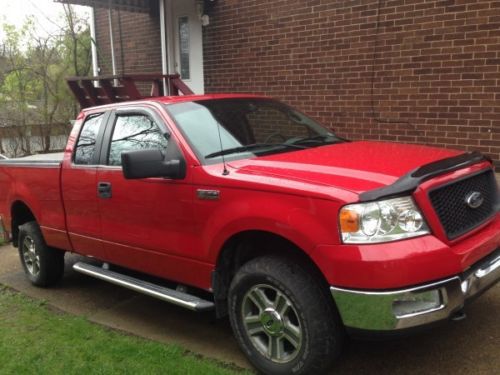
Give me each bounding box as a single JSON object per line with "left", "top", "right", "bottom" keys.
{"left": 89, "top": 6, "right": 99, "bottom": 83}
{"left": 159, "top": 0, "right": 168, "bottom": 94}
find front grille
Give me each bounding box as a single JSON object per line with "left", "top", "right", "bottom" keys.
{"left": 429, "top": 170, "right": 498, "bottom": 240}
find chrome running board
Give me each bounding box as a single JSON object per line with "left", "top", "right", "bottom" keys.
{"left": 73, "top": 262, "right": 214, "bottom": 312}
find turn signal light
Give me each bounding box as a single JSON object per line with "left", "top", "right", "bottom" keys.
{"left": 339, "top": 208, "right": 359, "bottom": 233}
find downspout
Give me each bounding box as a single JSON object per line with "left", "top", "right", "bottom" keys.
{"left": 108, "top": 0, "right": 118, "bottom": 85}
{"left": 159, "top": 0, "right": 169, "bottom": 95}
{"left": 89, "top": 7, "right": 99, "bottom": 86}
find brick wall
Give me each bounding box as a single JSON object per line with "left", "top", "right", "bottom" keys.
{"left": 203, "top": 0, "right": 500, "bottom": 170}
{"left": 94, "top": 8, "right": 162, "bottom": 77}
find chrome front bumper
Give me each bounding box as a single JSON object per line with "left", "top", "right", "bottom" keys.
{"left": 331, "top": 249, "right": 500, "bottom": 331}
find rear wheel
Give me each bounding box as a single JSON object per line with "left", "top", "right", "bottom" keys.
{"left": 18, "top": 221, "right": 65, "bottom": 287}
{"left": 228, "top": 256, "right": 343, "bottom": 375}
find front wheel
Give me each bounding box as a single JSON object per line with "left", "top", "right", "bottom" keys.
{"left": 18, "top": 221, "right": 65, "bottom": 287}
{"left": 228, "top": 256, "right": 343, "bottom": 375}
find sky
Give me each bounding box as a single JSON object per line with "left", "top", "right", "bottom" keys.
{"left": 0, "top": 0, "right": 89, "bottom": 42}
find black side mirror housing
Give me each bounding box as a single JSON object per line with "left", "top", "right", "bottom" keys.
{"left": 121, "top": 149, "right": 186, "bottom": 180}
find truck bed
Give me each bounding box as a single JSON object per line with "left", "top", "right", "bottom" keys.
{"left": 0, "top": 152, "right": 68, "bottom": 249}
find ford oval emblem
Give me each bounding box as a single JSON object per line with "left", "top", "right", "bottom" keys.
{"left": 465, "top": 191, "right": 484, "bottom": 209}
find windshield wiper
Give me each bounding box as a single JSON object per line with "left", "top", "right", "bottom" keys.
{"left": 205, "top": 143, "right": 305, "bottom": 159}
{"left": 286, "top": 135, "right": 343, "bottom": 146}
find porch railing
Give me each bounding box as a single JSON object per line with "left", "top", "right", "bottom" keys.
{"left": 66, "top": 74, "right": 194, "bottom": 109}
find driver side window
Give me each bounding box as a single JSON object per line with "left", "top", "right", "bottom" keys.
{"left": 108, "top": 114, "right": 168, "bottom": 166}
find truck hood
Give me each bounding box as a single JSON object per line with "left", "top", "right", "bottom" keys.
{"left": 227, "top": 141, "right": 461, "bottom": 195}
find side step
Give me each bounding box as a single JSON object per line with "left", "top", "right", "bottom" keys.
{"left": 73, "top": 262, "right": 215, "bottom": 312}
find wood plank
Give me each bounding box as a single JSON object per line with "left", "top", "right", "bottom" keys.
{"left": 171, "top": 77, "right": 194, "bottom": 95}
{"left": 66, "top": 74, "right": 195, "bottom": 106}
{"left": 120, "top": 78, "right": 142, "bottom": 100}
{"left": 81, "top": 80, "right": 100, "bottom": 106}
{"left": 99, "top": 79, "right": 116, "bottom": 103}
{"left": 67, "top": 80, "right": 90, "bottom": 108}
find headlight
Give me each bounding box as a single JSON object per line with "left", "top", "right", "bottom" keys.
{"left": 339, "top": 197, "right": 430, "bottom": 244}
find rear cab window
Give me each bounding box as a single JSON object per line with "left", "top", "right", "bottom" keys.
{"left": 74, "top": 113, "right": 105, "bottom": 165}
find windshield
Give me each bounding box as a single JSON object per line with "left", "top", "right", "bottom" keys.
{"left": 165, "top": 98, "right": 343, "bottom": 164}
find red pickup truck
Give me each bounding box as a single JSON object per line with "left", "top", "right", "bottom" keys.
{"left": 0, "top": 94, "right": 499, "bottom": 374}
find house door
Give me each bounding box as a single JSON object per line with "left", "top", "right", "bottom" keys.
{"left": 170, "top": 0, "right": 205, "bottom": 94}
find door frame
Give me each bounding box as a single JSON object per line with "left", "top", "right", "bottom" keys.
{"left": 163, "top": 0, "right": 205, "bottom": 94}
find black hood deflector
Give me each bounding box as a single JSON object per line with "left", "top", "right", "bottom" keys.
{"left": 359, "top": 151, "right": 491, "bottom": 202}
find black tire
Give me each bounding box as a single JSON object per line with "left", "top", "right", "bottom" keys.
{"left": 18, "top": 221, "right": 65, "bottom": 287}
{"left": 228, "top": 256, "right": 343, "bottom": 375}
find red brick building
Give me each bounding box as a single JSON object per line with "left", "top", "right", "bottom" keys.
{"left": 58, "top": 0, "right": 500, "bottom": 169}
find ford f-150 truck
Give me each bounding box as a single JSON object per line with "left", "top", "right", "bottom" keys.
{"left": 0, "top": 94, "right": 499, "bottom": 374}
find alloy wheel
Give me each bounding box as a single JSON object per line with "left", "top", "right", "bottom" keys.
{"left": 22, "top": 236, "right": 40, "bottom": 276}
{"left": 241, "top": 284, "right": 303, "bottom": 363}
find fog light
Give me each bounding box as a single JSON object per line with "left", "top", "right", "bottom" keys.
{"left": 392, "top": 289, "right": 442, "bottom": 318}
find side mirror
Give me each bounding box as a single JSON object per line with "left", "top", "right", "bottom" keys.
{"left": 121, "top": 149, "right": 186, "bottom": 180}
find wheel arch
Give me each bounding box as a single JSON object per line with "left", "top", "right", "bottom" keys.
{"left": 11, "top": 200, "right": 37, "bottom": 247}
{"left": 212, "top": 230, "right": 331, "bottom": 318}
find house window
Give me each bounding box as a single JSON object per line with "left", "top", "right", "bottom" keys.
{"left": 178, "top": 16, "right": 190, "bottom": 80}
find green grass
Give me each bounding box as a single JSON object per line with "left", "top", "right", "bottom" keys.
{"left": 0, "top": 288, "right": 246, "bottom": 375}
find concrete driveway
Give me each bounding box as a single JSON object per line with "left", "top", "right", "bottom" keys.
{"left": 0, "top": 244, "right": 499, "bottom": 374}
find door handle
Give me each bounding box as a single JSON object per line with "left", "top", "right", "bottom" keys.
{"left": 97, "top": 182, "right": 112, "bottom": 199}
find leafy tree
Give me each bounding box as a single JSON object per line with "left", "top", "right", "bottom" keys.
{"left": 0, "top": 6, "right": 91, "bottom": 156}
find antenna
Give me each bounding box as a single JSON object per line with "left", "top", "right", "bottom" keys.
{"left": 215, "top": 120, "right": 229, "bottom": 175}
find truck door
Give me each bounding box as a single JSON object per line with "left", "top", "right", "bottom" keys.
{"left": 96, "top": 108, "right": 195, "bottom": 279}
{"left": 62, "top": 112, "right": 107, "bottom": 258}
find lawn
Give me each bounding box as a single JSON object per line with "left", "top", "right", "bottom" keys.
{"left": 0, "top": 288, "right": 246, "bottom": 374}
